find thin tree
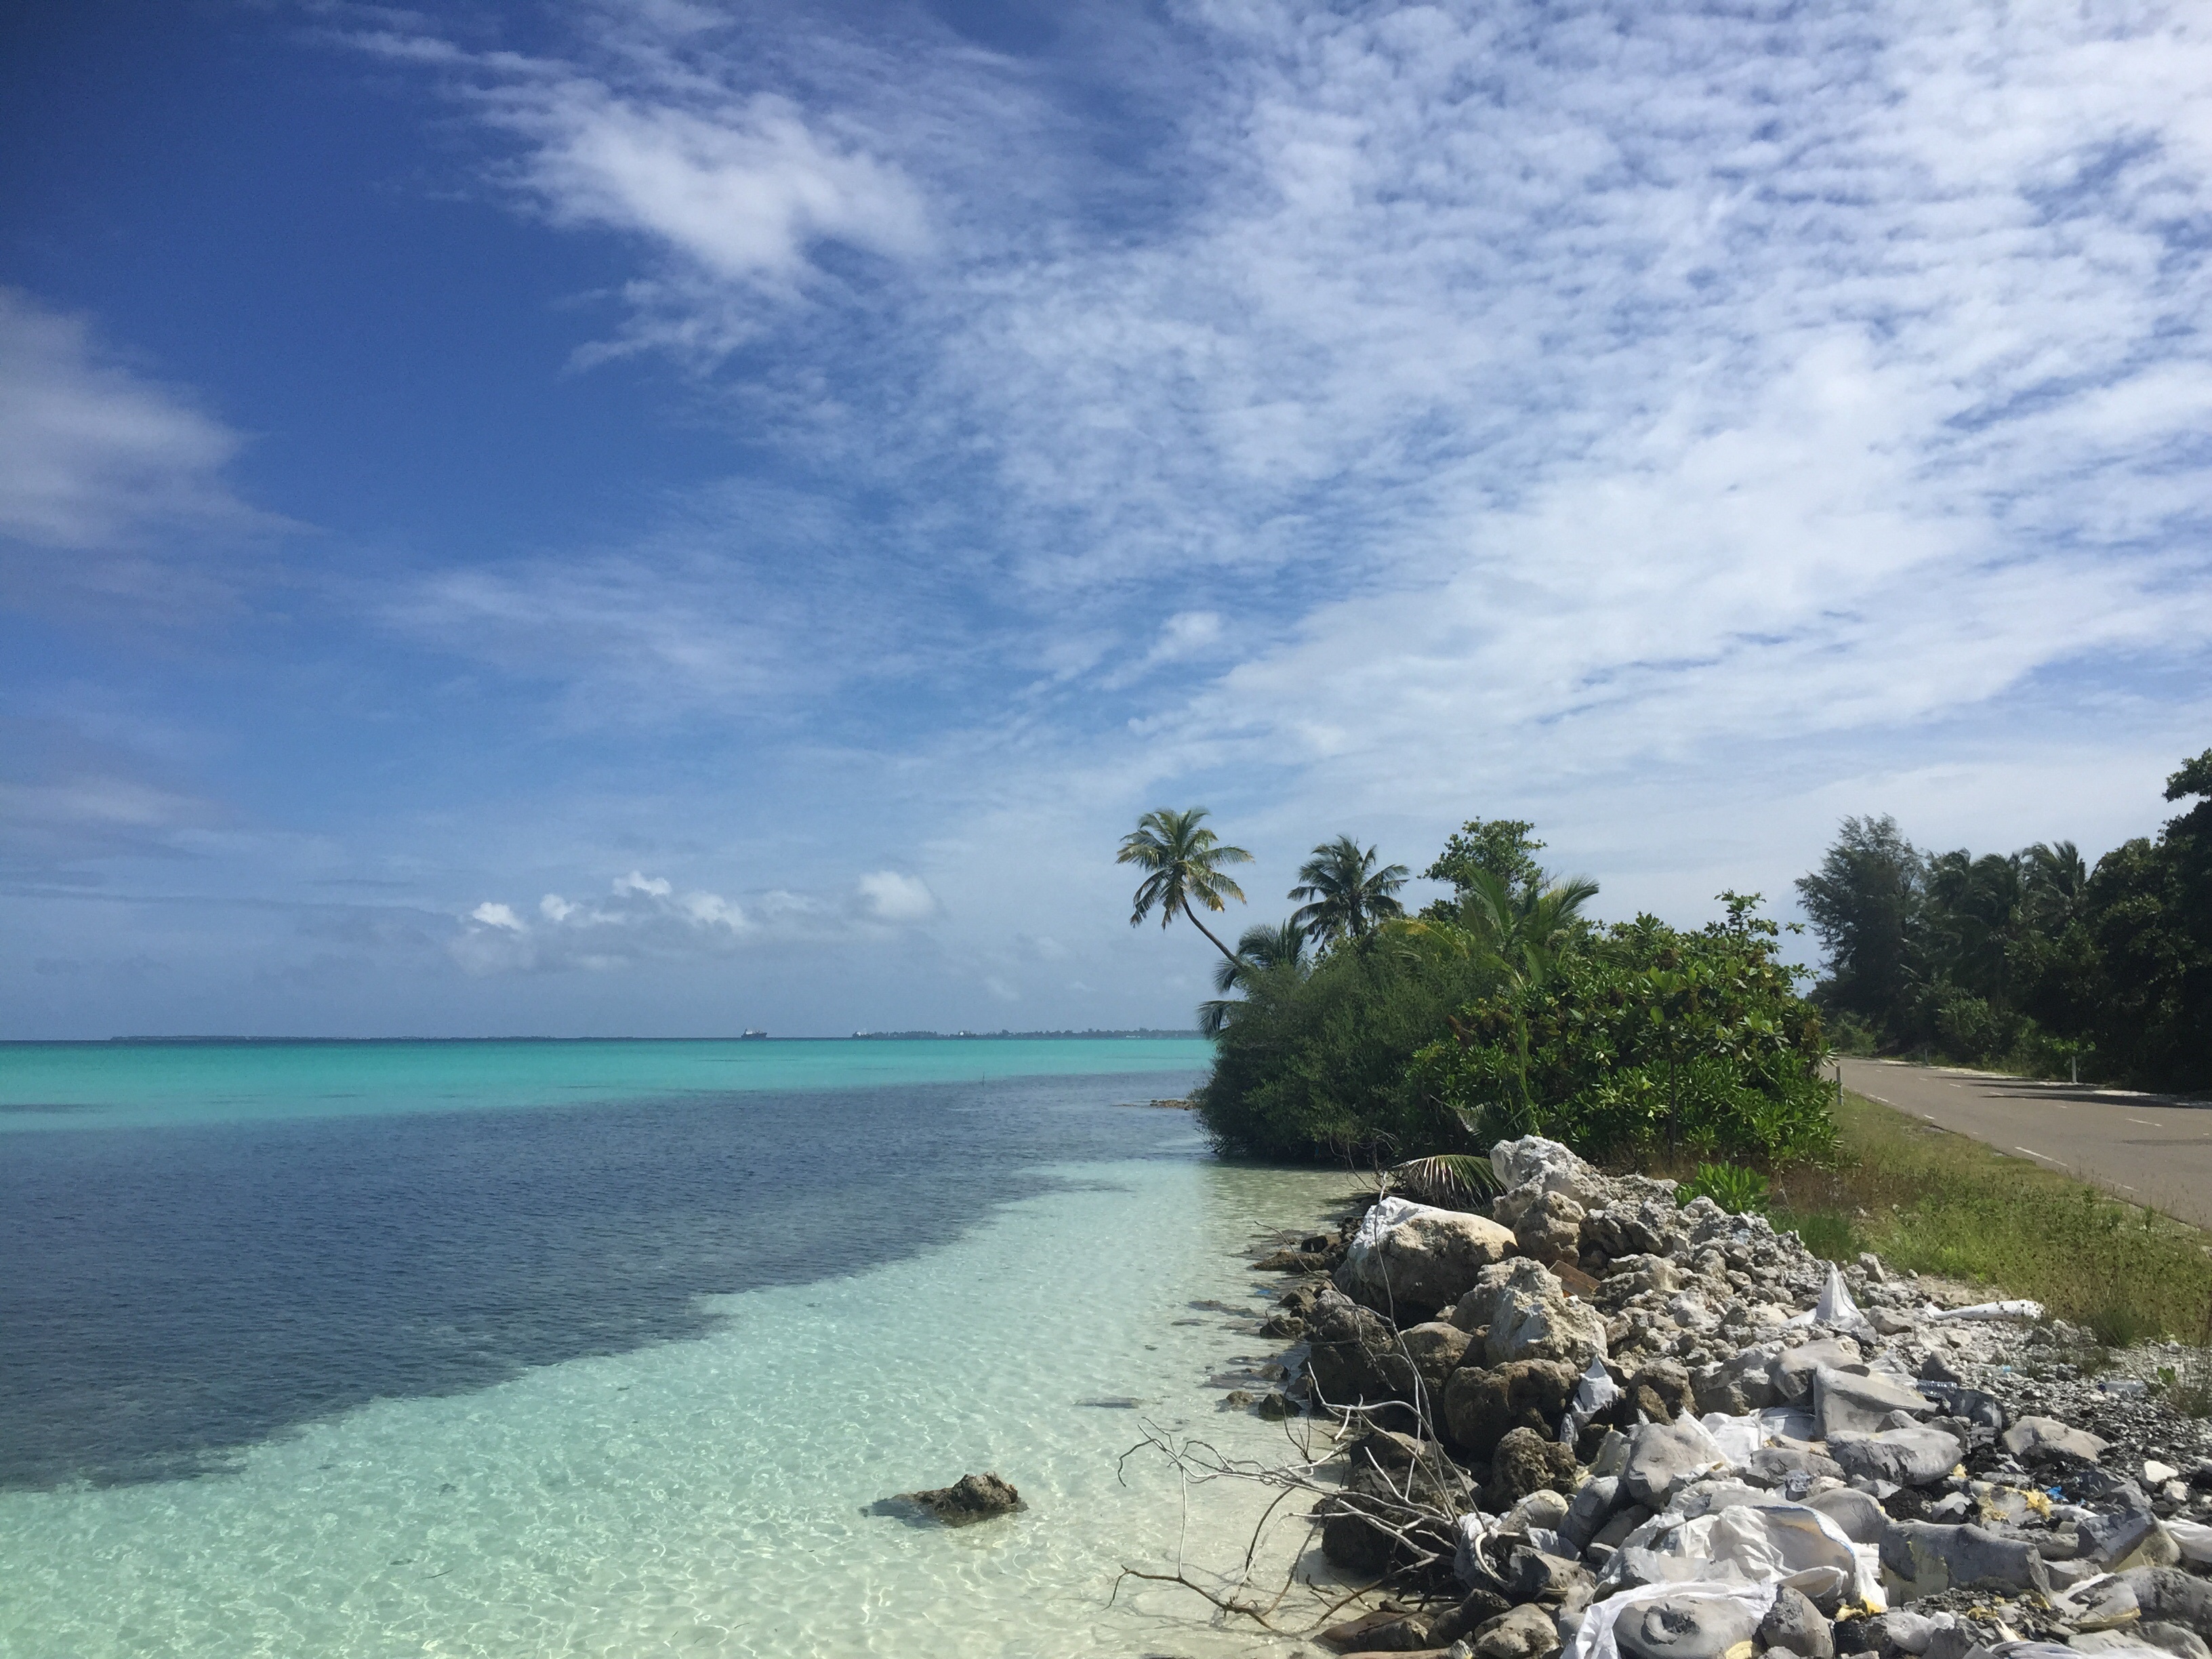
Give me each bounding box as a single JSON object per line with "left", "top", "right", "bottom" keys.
{"left": 1288, "top": 835, "right": 1409, "bottom": 947}
{"left": 1118, "top": 807, "right": 1253, "bottom": 966}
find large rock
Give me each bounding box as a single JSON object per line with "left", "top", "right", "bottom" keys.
{"left": 1336, "top": 1197, "right": 1518, "bottom": 1315}
{"left": 1759, "top": 1586, "right": 1837, "bottom": 1659}
{"left": 2120, "top": 1568, "right": 2212, "bottom": 1642}
{"left": 1746, "top": 1446, "right": 1845, "bottom": 1491}
{"left": 1305, "top": 1288, "right": 1417, "bottom": 1406}
{"left": 1692, "top": 1347, "right": 1780, "bottom": 1416}
{"left": 1879, "top": 1521, "right": 2051, "bottom": 1599}
{"left": 897, "top": 1471, "right": 1024, "bottom": 1526}
{"left": 1623, "top": 1359, "right": 1698, "bottom": 1425}
{"left": 1586, "top": 1201, "right": 1685, "bottom": 1263}
{"left": 2001, "top": 1416, "right": 2109, "bottom": 1465}
{"left": 1399, "top": 1319, "right": 1474, "bottom": 1399}
{"left": 1807, "top": 1486, "right": 1889, "bottom": 1544}
{"left": 1490, "top": 1135, "right": 1607, "bottom": 1204}
{"left": 1561, "top": 1474, "right": 1624, "bottom": 1552}
{"left": 1616, "top": 1592, "right": 1765, "bottom": 1659}
{"left": 2081, "top": 1507, "right": 2182, "bottom": 1571}
{"left": 1486, "top": 1425, "right": 1583, "bottom": 1509}
{"left": 1770, "top": 1335, "right": 1863, "bottom": 1404}
{"left": 1456, "top": 1258, "right": 1610, "bottom": 1370}
{"left": 1444, "top": 1358, "right": 1578, "bottom": 1458}
{"left": 1814, "top": 1365, "right": 1936, "bottom": 1437}
{"left": 1472, "top": 1601, "right": 1565, "bottom": 1659}
{"left": 1456, "top": 1258, "right": 1567, "bottom": 1330}
{"left": 1515, "top": 1191, "right": 1590, "bottom": 1265}
{"left": 1825, "top": 1425, "right": 1962, "bottom": 1488}
{"left": 1622, "top": 1418, "right": 1732, "bottom": 1509}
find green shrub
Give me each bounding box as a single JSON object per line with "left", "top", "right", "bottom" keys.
{"left": 1680, "top": 1162, "right": 1769, "bottom": 1213}
{"left": 1408, "top": 900, "right": 1836, "bottom": 1166}
{"left": 1194, "top": 936, "right": 1502, "bottom": 1161}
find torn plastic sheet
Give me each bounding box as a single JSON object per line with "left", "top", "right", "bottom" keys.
{"left": 1563, "top": 1578, "right": 1782, "bottom": 1659}
{"left": 2169, "top": 1517, "right": 2212, "bottom": 1567}
{"left": 1562, "top": 1354, "right": 1629, "bottom": 1443}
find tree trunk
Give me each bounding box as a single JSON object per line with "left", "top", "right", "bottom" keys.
{"left": 1185, "top": 911, "right": 1242, "bottom": 966}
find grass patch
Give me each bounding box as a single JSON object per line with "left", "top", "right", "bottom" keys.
{"left": 1764, "top": 1090, "right": 2212, "bottom": 1349}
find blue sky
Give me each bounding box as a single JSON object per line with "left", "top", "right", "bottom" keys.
{"left": 5, "top": 0, "right": 2210, "bottom": 1039}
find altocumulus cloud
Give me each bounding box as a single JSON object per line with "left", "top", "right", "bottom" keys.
{"left": 453, "top": 871, "right": 751, "bottom": 975}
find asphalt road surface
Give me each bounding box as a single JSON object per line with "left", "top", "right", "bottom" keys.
{"left": 1837, "top": 1057, "right": 2212, "bottom": 1231}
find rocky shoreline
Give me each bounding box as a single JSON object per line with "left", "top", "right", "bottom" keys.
{"left": 1208, "top": 1136, "right": 2212, "bottom": 1659}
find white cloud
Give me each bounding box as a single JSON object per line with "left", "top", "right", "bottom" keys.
{"left": 856, "top": 869, "right": 937, "bottom": 923}
{"left": 0, "top": 289, "right": 268, "bottom": 550}
{"left": 453, "top": 869, "right": 750, "bottom": 974}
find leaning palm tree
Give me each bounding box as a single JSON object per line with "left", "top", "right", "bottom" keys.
{"left": 1287, "top": 835, "right": 1409, "bottom": 948}
{"left": 1118, "top": 806, "right": 1253, "bottom": 966}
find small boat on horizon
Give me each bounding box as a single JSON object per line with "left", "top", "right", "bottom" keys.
{"left": 739, "top": 1028, "right": 768, "bottom": 1040}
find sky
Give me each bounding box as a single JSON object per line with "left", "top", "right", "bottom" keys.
{"left": 3, "top": 0, "right": 2210, "bottom": 1040}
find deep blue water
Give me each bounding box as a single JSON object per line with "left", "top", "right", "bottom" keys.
{"left": 0, "top": 1069, "right": 1206, "bottom": 1490}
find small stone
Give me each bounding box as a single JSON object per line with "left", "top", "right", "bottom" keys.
{"left": 2146, "top": 1460, "right": 2180, "bottom": 1486}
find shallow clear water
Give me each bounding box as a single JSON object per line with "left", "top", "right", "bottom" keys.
{"left": 0, "top": 1040, "right": 1357, "bottom": 1657}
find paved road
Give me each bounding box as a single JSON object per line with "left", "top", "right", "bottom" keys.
{"left": 1837, "top": 1057, "right": 2212, "bottom": 1231}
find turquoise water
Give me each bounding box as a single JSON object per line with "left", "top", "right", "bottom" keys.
{"left": 0, "top": 1037, "right": 1212, "bottom": 1130}
{"left": 0, "top": 1040, "right": 1356, "bottom": 1657}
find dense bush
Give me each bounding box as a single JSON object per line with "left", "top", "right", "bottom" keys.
{"left": 1193, "top": 935, "right": 1502, "bottom": 1162}
{"left": 1406, "top": 899, "right": 1836, "bottom": 1166}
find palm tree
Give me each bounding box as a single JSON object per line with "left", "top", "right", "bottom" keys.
{"left": 1425, "top": 867, "right": 1601, "bottom": 1128}
{"left": 1287, "top": 835, "right": 1409, "bottom": 947}
{"left": 1118, "top": 806, "right": 1253, "bottom": 965}
{"left": 1198, "top": 919, "right": 1309, "bottom": 1036}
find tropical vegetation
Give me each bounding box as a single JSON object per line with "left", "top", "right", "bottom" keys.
{"left": 1797, "top": 746, "right": 2212, "bottom": 1091}
{"left": 1122, "top": 809, "right": 1837, "bottom": 1165}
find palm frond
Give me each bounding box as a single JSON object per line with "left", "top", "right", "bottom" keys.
{"left": 1387, "top": 1153, "right": 1501, "bottom": 1208}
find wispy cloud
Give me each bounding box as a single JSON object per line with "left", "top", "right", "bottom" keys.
{"left": 0, "top": 289, "right": 276, "bottom": 554}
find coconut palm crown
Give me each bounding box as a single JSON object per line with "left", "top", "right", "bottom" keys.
{"left": 1288, "top": 834, "right": 1409, "bottom": 947}
{"left": 1118, "top": 806, "right": 1254, "bottom": 964}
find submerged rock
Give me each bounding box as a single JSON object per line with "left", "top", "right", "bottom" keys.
{"left": 897, "top": 1472, "right": 1024, "bottom": 1527}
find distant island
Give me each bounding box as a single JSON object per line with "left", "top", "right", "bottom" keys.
{"left": 849, "top": 1028, "right": 1202, "bottom": 1040}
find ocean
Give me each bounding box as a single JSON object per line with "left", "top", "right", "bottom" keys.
{"left": 0, "top": 1039, "right": 1355, "bottom": 1657}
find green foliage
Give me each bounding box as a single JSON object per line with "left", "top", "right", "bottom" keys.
{"left": 1424, "top": 818, "right": 1547, "bottom": 897}
{"left": 1288, "top": 836, "right": 1410, "bottom": 948}
{"left": 1679, "top": 1162, "right": 1769, "bottom": 1213}
{"left": 1798, "top": 746, "right": 2212, "bottom": 1091}
{"left": 1389, "top": 1153, "right": 1502, "bottom": 1207}
{"left": 1194, "top": 930, "right": 1504, "bottom": 1161}
{"left": 1408, "top": 896, "right": 1837, "bottom": 1165}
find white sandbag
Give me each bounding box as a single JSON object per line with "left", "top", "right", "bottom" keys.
{"left": 1926, "top": 1299, "right": 2044, "bottom": 1322}
{"left": 1666, "top": 1502, "right": 1884, "bottom": 1610}
{"left": 2168, "top": 1517, "right": 2212, "bottom": 1567}
{"left": 1563, "top": 1578, "right": 1780, "bottom": 1659}
{"left": 1815, "top": 1263, "right": 1862, "bottom": 1326}
{"left": 1699, "top": 1412, "right": 1764, "bottom": 1469}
